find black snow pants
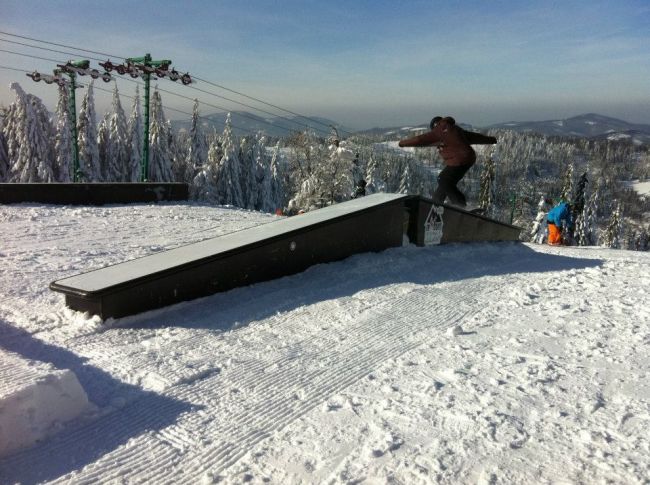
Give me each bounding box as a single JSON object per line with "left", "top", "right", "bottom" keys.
{"left": 432, "top": 164, "right": 473, "bottom": 207}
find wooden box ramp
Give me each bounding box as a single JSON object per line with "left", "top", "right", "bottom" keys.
{"left": 0, "top": 183, "right": 188, "bottom": 205}
{"left": 50, "top": 193, "right": 409, "bottom": 319}
{"left": 405, "top": 196, "right": 522, "bottom": 246}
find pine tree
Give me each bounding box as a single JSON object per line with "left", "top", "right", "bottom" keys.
{"left": 97, "top": 112, "right": 110, "bottom": 181}
{"left": 185, "top": 99, "right": 207, "bottom": 182}
{"left": 575, "top": 187, "right": 599, "bottom": 246}
{"left": 191, "top": 138, "right": 221, "bottom": 204}
{"left": 106, "top": 83, "right": 129, "bottom": 181}
{"left": 147, "top": 88, "right": 173, "bottom": 182}
{"left": 365, "top": 155, "right": 386, "bottom": 194}
{"left": 569, "top": 171, "right": 588, "bottom": 239}
{"left": 0, "top": 112, "right": 9, "bottom": 182}
{"left": 0, "top": 107, "right": 9, "bottom": 182}
{"left": 127, "top": 85, "right": 143, "bottom": 182}
{"left": 215, "top": 113, "right": 243, "bottom": 206}
{"left": 269, "top": 141, "right": 285, "bottom": 212}
{"left": 255, "top": 135, "right": 274, "bottom": 212}
{"left": 603, "top": 201, "right": 623, "bottom": 249}
{"left": 399, "top": 161, "right": 413, "bottom": 194}
{"left": 529, "top": 195, "right": 551, "bottom": 244}
{"left": 559, "top": 163, "right": 574, "bottom": 202}
{"left": 5, "top": 82, "right": 55, "bottom": 182}
{"left": 479, "top": 156, "right": 496, "bottom": 215}
{"left": 77, "top": 81, "right": 101, "bottom": 181}
{"left": 52, "top": 84, "right": 74, "bottom": 182}
{"left": 239, "top": 136, "right": 258, "bottom": 209}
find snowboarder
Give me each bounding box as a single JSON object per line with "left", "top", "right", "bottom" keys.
{"left": 547, "top": 200, "right": 573, "bottom": 245}
{"left": 398, "top": 116, "right": 497, "bottom": 207}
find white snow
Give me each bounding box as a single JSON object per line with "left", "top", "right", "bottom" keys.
{"left": 1, "top": 202, "right": 649, "bottom": 484}
{"left": 625, "top": 179, "right": 650, "bottom": 197}
{"left": 0, "top": 349, "right": 91, "bottom": 457}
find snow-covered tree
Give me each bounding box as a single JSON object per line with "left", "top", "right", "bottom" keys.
{"left": 603, "top": 201, "right": 623, "bottom": 249}
{"left": 365, "top": 155, "right": 386, "bottom": 194}
{"left": 77, "top": 81, "right": 101, "bottom": 181}
{"left": 215, "top": 113, "right": 243, "bottom": 206}
{"left": 328, "top": 141, "right": 356, "bottom": 202}
{"left": 479, "top": 156, "right": 496, "bottom": 215}
{"left": 529, "top": 195, "right": 551, "bottom": 244}
{"left": 147, "top": 88, "right": 173, "bottom": 182}
{"left": 184, "top": 99, "right": 207, "bottom": 182}
{"left": 52, "top": 84, "right": 73, "bottom": 182}
{"left": 4, "top": 83, "right": 54, "bottom": 182}
{"left": 559, "top": 163, "right": 574, "bottom": 202}
{"left": 191, "top": 138, "right": 221, "bottom": 203}
{"left": 97, "top": 112, "right": 110, "bottom": 181}
{"left": 127, "top": 85, "right": 143, "bottom": 182}
{"left": 239, "top": 136, "right": 258, "bottom": 209}
{"left": 269, "top": 141, "right": 285, "bottom": 212}
{"left": 254, "top": 135, "right": 274, "bottom": 212}
{"left": 0, "top": 114, "right": 8, "bottom": 182}
{"left": 399, "top": 160, "right": 413, "bottom": 194}
{"left": 106, "top": 83, "right": 129, "bottom": 181}
{"left": 575, "top": 184, "right": 600, "bottom": 246}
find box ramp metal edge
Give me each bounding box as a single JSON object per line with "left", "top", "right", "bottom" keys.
{"left": 50, "top": 193, "right": 409, "bottom": 319}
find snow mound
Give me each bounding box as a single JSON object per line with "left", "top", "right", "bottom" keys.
{"left": 0, "top": 349, "right": 91, "bottom": 457}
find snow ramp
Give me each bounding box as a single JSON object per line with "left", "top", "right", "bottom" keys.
{"left": 50, "top": 194, "right": 521, "bottom": 320}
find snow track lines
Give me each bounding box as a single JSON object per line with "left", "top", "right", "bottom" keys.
{"left": 34, "top": 275, "right": 492, "bottom": 482}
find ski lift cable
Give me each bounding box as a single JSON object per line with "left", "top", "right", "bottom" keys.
{"left": 0, "top": 30, "right": 117, "bottom": 60}
{"left": 1, "top": 42, "right": 327, "bottom": 136}
{"left": 0, "top": 30, "right": 355, "bottom": 138}
{"left": 192, "top": 75, "right": 354, "bottom": 136}
{"left": 0, "top": 37, "right": 106, "bottom": 63}
{"left": 0, "top": 52, "right": 300, "bottom": 137}
{"left": 90, "top": 84, "right": 263, "bottom": 137}
{"left": 153, "top": 85, "right": 309, "bottom": 137}
{"left": 0, "top": 38, "right": 330, "bottom": 137}
{"left": 0, "top": 61, "right": 260, "bottom": 137}
{"left": 0, "top": 48, "right": 63, "bottom": 65}
{"left": 184, "top": 83, "right": 332, "bottom": 137}
{"left": 0, "top": 64, "right": 30, "bottom": 73}
{"left": 0, "top": 36, "right": 329, "bottom": 136}
{"left": 108, "top": 73, "right": 308, "bottom": 136}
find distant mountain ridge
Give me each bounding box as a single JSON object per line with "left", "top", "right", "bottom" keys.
{"left": 173, "top": 112, "right": 650, "bottom": 145}
{"left": 172, "top": 111, "right": 351, "bottom": 138}
{"left": 486, "top": 113, "right": 650, "bottom": 144}
{"left": 357, "top": 113, "right": 650, "bottom": 145}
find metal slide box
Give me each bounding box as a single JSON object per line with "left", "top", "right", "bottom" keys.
{"left": 50, "top": 193, "right": 408, "bottom": 319}
{"left": 405, "top": 196, "right": 522, "bottom": 246}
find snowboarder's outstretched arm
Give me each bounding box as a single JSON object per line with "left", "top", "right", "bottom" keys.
{"left": 463, "top": 130, "right": 497, "bottom": 145}
{"left": 398, "top": 131, "right": 442, "bottom": 148}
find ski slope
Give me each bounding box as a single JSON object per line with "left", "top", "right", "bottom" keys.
{"left": 1, "top": 202, "right": 649, "bottom": 484}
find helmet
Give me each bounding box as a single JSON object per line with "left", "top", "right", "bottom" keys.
{"left": 430, "top": 116, "right": 443, "bottom": 129}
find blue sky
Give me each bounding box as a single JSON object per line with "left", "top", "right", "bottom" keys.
{"left": 1, "top": 0, "right": 649, "bottom": 129}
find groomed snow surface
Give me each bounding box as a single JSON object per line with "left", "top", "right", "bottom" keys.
{"left": 1, "top": 202, "right": 649, "bottom": 484}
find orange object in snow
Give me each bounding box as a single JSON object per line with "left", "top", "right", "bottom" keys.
{"left": 548, "top": 223, "right": 562, "bottom": 245}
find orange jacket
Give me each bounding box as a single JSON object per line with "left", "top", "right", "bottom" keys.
{"left": 398, "top": 118, "right": 497, "bottom": 167}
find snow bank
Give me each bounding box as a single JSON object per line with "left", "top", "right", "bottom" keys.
{"left": 0, "top": 349, "right": 90, "bottom": 457}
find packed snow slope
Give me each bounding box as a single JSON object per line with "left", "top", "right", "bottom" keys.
{"left": 0, "top": 202, "right": 649, "bottom": 484}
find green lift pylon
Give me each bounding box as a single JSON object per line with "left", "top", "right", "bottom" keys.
{"left": 125, "top": 54, "right": 172, "bottom": 182}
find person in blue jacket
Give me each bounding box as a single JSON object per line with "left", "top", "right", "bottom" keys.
{"left": 547, "top": 201, "right": 573, "bottom": 245}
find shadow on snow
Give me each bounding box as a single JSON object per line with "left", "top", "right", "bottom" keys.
{"left": 0, "top": 320, "right": 200, "bottom": 485}
{"left": 117, "top": 242, "right": 603, "bottom": 332}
